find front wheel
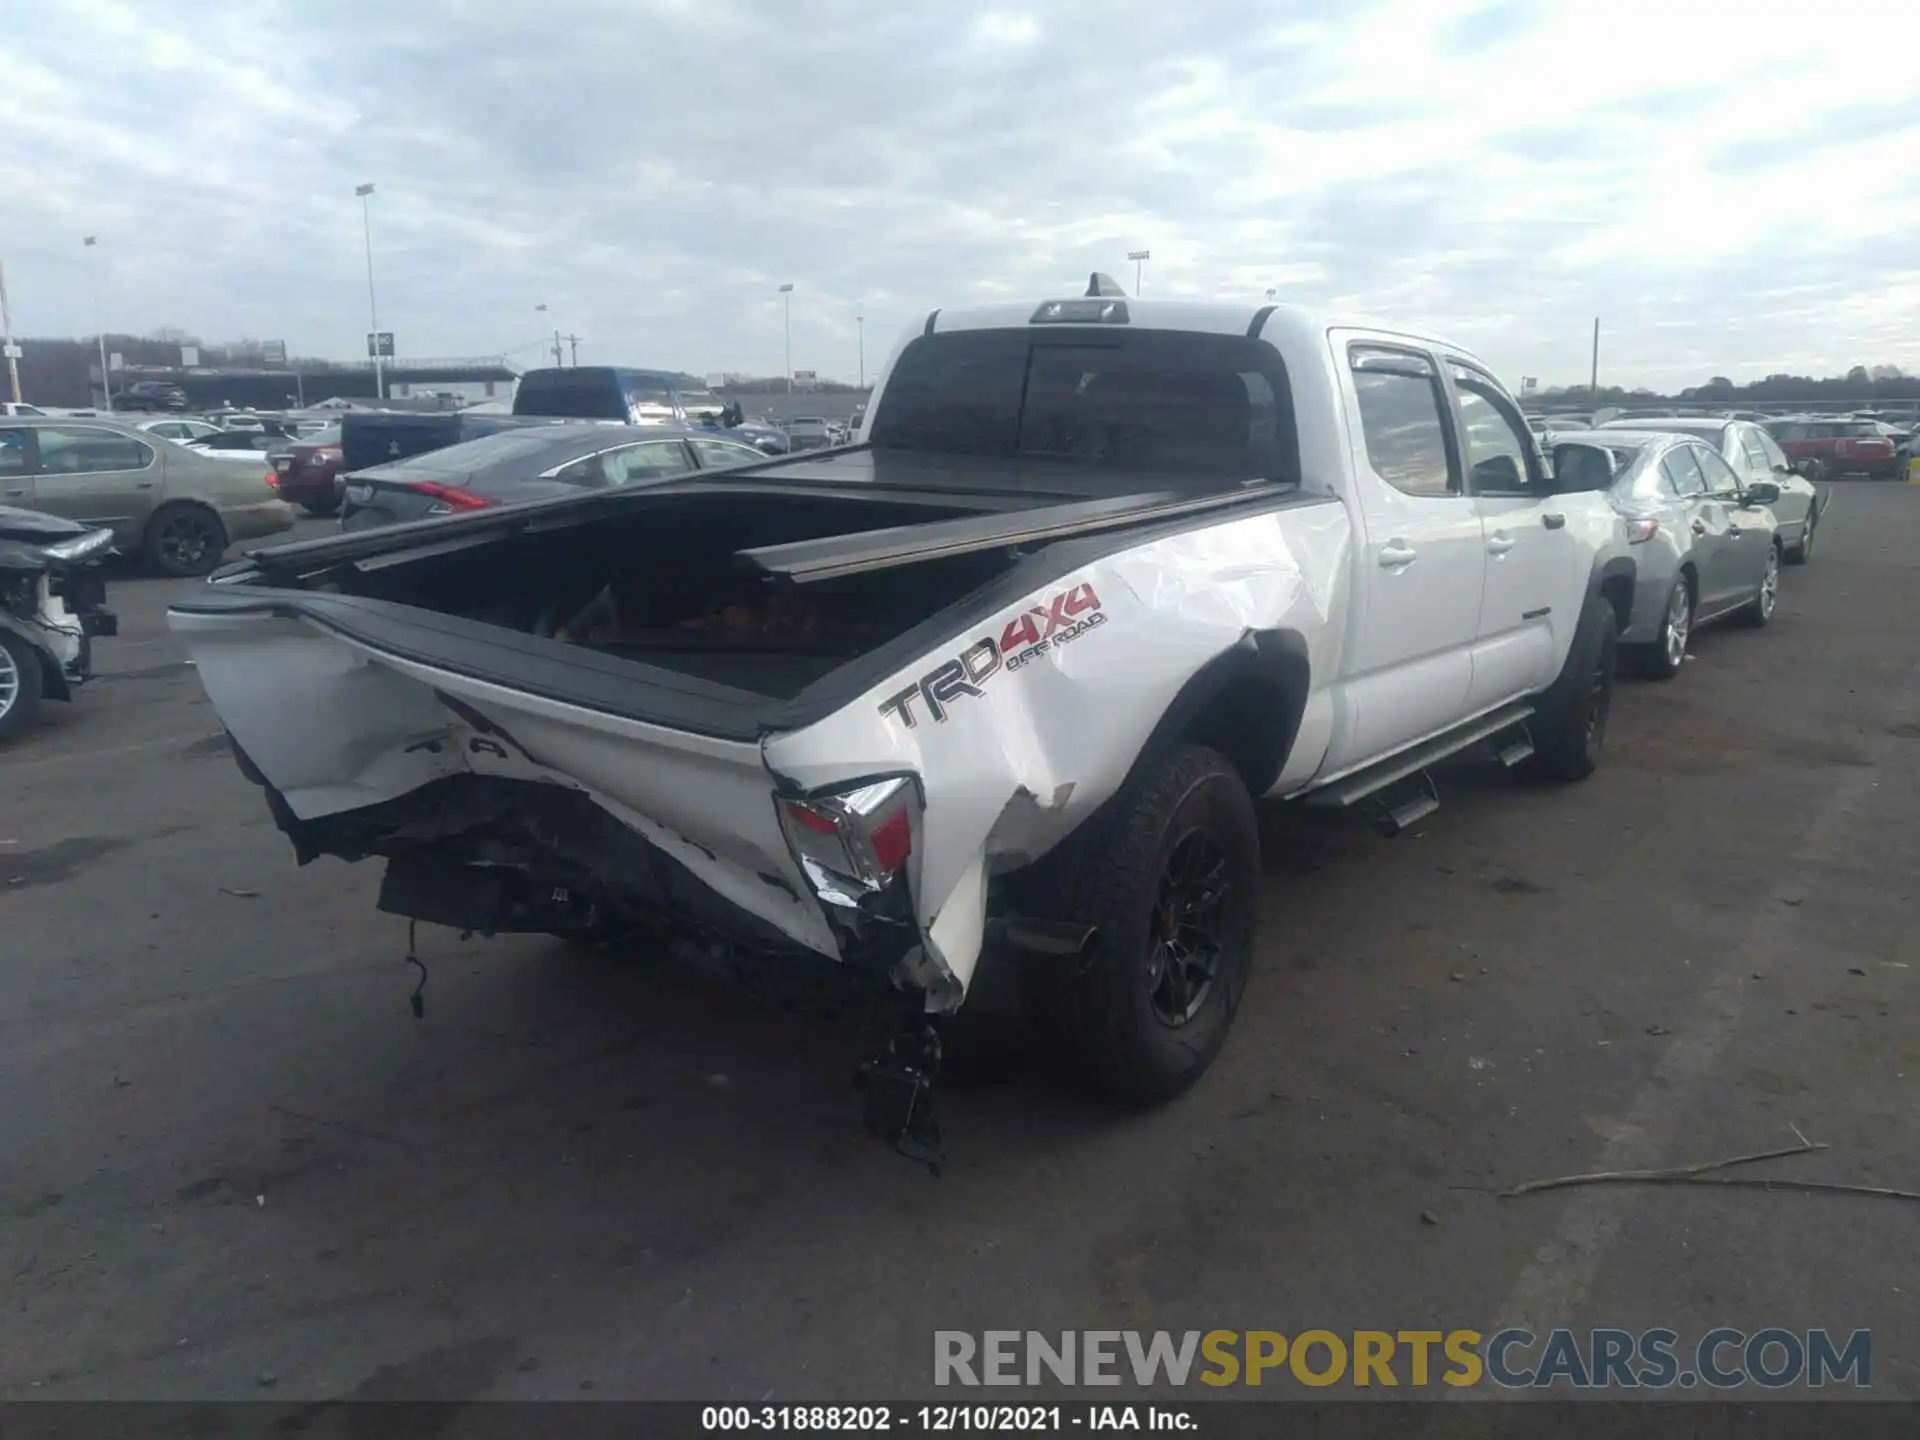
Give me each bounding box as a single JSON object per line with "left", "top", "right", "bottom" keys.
{"left": 1028, "top": 744, "right": 1260, "bottom": 1105}
{"left": 1786, "top": 506, "right": 1816, "bottom": 564}
{"left": 1736, "top": 543, "right": 1781, "bottom": 628}
{"left": 1530, "top": 592, "right": 1618, "bottom": 781}
{"left": 144, "top": 503, "right": 229, "bottom": 578}
{"left": 0, "top": 629, "right": 48, "bottom": 744}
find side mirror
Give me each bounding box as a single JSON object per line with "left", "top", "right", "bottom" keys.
{"left": 1743, "top": 480, "right": 1782, "bottom": 506}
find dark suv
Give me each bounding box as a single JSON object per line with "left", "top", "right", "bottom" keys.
{"left": 111, "top": 380, "right": 188, "bottom": 413}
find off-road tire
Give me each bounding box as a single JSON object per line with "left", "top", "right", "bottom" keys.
{"left": 1529, "top": 592, "right": 1618, "bottom": 782}
{"left": 1026, "top": 744, "right": 1260, "bottom": 1105}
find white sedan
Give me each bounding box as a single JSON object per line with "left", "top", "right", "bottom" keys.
{"left": 135, "top": 417, "right": 223, "bottom": 444}
{"left": 180, "top": 430, "right": 288, "bottom": 464}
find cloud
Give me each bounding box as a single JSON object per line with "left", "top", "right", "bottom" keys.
{"left": 0, "top": 0, "right": 1915, "bottom": 388}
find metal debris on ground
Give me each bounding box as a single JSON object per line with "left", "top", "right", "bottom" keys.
{"left": 1502, "top": 1134, "right": 1920, "bottom": 1205}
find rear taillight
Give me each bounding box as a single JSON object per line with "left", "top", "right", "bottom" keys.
{"left": 1626, "top": 517, "right": 1660, "bottom": 544}
{"left": 410, "top": 481, "right": 493, "bottom": 511}
{"left": 778, "top": 776, "right": 919, "bottom": 903}
{"left": 264, "top": 470, "right": 280, "bottom": 490}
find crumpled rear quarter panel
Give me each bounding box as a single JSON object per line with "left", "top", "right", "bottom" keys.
{"left": 764, "top": 503, "right": 1351, "bottom": 984}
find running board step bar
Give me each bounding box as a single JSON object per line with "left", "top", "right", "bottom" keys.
{"left": 1306, "top": 702, "right": 1536, "bottom": 812}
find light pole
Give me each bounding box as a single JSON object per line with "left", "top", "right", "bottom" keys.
{"left": 779, "top": 283, "right": 794, "bottom": 393}
{"left": 83, "top": 236, "right": 111, "bottom": 408}
{"left": 856, "top": 311, "right": 865, "bottom": 391}
{"left": 1128, "top": 249, "right": 1151, "bottom": 296}
{"left": 0, "top": 260, "right": 21, "bottom": 404}
{"left": 355, "top": 183, "right": 384, "bottom": 400}
{"left": 537, "top": 303, "right": 560, "bottom": 366}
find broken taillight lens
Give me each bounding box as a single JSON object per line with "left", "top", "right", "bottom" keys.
{"left": 1625, "top": 517, "right": 1660, "bottom": 544}
{"left": 778, "top": 776, "right": 919, "bottom": 902}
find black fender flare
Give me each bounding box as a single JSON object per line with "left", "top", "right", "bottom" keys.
{"left": 1589, "top": 554, "right": 1637, "bottom": 632}
{"left": 1130, "top": 627, "right": 1311, "bottom": 799}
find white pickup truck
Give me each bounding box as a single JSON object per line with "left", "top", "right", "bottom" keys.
{"left": 170, "top": 278, "right": 1634, "bottom": 1164}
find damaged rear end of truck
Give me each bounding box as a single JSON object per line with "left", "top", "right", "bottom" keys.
{"left": 170, "top": 301, "right": 1345, "bottom": 1163}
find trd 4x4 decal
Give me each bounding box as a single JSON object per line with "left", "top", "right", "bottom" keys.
{"left": 878, "top": 583, "right": 1106, "bottom": 728}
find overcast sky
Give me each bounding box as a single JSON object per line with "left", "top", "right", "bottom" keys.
{"left": 4, "top": 0, "right": 1917, "bottom": 389}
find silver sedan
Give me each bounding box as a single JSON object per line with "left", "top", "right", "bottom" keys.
{"left": 1599, "top": 415, "right": 1825, "bottom": 563}
{"left": 1551, "top": 432, "right": 1784, "bottom": 679}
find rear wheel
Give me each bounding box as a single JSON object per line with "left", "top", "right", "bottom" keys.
{"left": 301, "top": 497, "right": 341, "bottom": 519}
{"left": 1628, "top": 575, "right": 1691, "bottom": 681}
{"left": 1530, "top": 593, "right": 1617, "bottom": 781}
{"left": 0, "top": 630, "right": 47, "bottom": 743}
{"left": 144, "top": 502, "right": 229, "bottom": 578}
{"left": 1028, "top": 744, "right": 1260, "bottom": 1104}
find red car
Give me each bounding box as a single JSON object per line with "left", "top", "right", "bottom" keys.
{"left": 270, "top": 424, "right": 345, "bottom": 516}
{"left": 1764, "top": 417, "right": 1900, "bottom": 480}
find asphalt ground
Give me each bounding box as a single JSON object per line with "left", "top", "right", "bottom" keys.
{"left": 2, "top": 487, "right": 1917, "bottom": 1405}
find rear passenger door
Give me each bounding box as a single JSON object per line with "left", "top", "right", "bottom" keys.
{"left": 1334, "top": 340, "right": 1484, "bottom": 768}
{"left": 553, "top": 439, "right": 697, "bottom": 488}
{"left": 1448, "top": 362, "right": 1579, "bottom": 711}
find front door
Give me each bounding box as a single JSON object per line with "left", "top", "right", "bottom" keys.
{"left": 1450, "top": 365, "right": 1579, "bottom": 711}
{"left": 1333, "top": 339, "right": 1484, "bottom": 770}
{"left": 1691, "top": 444, "right": 1769, "bottom": 613}
{"left": 27, "top": 425, "right": 160, "bottom": 545}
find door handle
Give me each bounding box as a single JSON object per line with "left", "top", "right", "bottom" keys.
{"left": 1379, "top": 541, "right": 1417, "bottom": 568}
{"left": 1486, "top": 534, "right": 1515, "bottom": 556}
{"left": 2, "top": 488, "right": 26, "bottom": 499}
{"left": 1691, "top": 519, "right": 1707, "bottom": 536}
{"left": 1542, "top": 513, "right": 1566, "bottom": 530}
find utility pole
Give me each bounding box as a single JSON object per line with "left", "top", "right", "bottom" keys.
{"left": 779, "top": 283, "right": 794, "bottom": 393}
{"left": 552, "top": 330, "right": 563, "bottom": 367}
{"left": 355, "top": 184, "right": 384, "bottom": 400}
{"left": 1590, "top": 316, "right": 1600, "bottom": 400}
{"left": 563, "top": 334, "right": 582, "bottom": 367}
{"left": 1128, "top": 249, "right": 1151, "bottom": 296}
{"left": 0, "top": 260, "right": 20, "bottom": 403}
{"left": 856, "top": 311, "right": 865, "bottom": 391}
{"left": 83, "top": 236, "right": 111, "bottom": 408}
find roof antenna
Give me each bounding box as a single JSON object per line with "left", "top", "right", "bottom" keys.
{"left": 1085, "top": 272, "right": 1127, "bottom": 298}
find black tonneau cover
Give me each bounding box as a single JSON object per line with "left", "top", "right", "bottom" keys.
{"left": 231, "top": 444, "right": 1292, "bottom": 585}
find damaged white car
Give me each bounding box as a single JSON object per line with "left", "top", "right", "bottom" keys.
{"left": 170, "top": 278, "right": 1635, "bottom": 1164}
{"left": 0, "top": 507, "right": 119, "bottom": 743}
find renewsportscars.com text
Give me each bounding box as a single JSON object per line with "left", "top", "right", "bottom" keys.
{"left": 934, "top": 1328, "right": 1871, "bottom": 1390}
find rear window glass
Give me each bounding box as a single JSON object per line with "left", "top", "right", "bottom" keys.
{"left": 870, "top": 328, "right": 1296, "bottom": 483}
{"left": 514, "top": 370, "right": 625, "bottom": 419}
{"left": 376, "top": 431, "right": 570, "bottom": 475}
